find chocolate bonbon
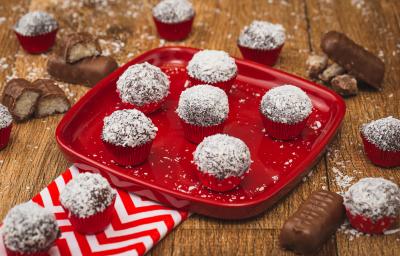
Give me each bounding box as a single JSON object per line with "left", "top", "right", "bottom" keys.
{"left": 59, "top": 32, "right": 101, "bottom": 64}
{"left": 33, "top": 79, "right": 70, "bottom": 117}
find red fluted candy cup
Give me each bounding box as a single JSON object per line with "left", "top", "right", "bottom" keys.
{"left": 238, "top": 43, "right": 284, "bottom": 66}
{"left": 187, "top": 74, "right": 237, "bottom": 94}
{"left": 180, "top": 119, "right": 225, "bottom": 144}
{"left": 4, "top": 246, "right": 49, "bottom": 256}
{"left": 195, "top": 169, "right": 243, "bottom": 192}
{"left": 64, "top": 197, "right": 116, "bottom": 235}
{"left": 14, "top": 29, "right": 58, "bottom": 54}
{"left": 153, "top": 15, "right": 194, "bottom": 41}
{"left": 0, "top": 124, "right": 12, "bottom": 150}
{"left": 120, "top": 96, "right": 167, "bottom": 115}
{"left": 103, "top": 140, "right": 153, "bottom": 166}
{"left": 261, "top": 113, "right": 309, "bottom": 140}
{"left": 345, "top": 209, "right": 397, "bottom": 234}
{"left": 360, "top": 133, "right": 400, "bottom": 168}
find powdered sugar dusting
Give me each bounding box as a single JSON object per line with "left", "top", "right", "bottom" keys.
{"left": 0, "top": 104, "right": 12, "bottom": 129}
{"left": 2, "top": 202, "right": 59, "bottom": 253}
{"left": 102, "top": 109, "right": 158, "bottom": 147}
{"left": 60, "top": 173, "right": 116, "bottom": 218}
{"left": 260, "top": 85, "right": 312, "bottom": 124}
{"left": 177, "top": 84, "right": 229, "bottom": 126}
{"left": 152, "top": 0, "right": 194, "bottom": 24}
{"left": 344, "top": 178, "right": 400, "bottom": 220}
{"left": 194, "top": 134, "right": 251, "bottom": 179}
{"left": 187, "top": 50, "right": 237, "bottom": 83}
{"left": 361, "top": 116, "right": 400, "bottom": 151}
{"left": 117, "top": 62, "right": 170, "bottom": 106}
{"left": 238, "top": 20, "right": 286, "bottom": 50}
{"left": 14, "top": 11, "right": 58, "bottom": 36}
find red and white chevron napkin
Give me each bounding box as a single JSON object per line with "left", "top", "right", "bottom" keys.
{"left": 0, "top": 166, "right": 189, "bottom": 256}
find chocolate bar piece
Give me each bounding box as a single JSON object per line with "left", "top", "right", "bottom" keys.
{"left": 321, "top": 31, "right": 385, "bottom": 89}
{"left": 2, "top": 79, "right": 41, "bottom": 122}
{"left": 47, "top": 55, "right": 118, "bottom": 87}
{"left": 331, "top": 74, "right": 358, "bottom": 97}
{"left": 319, "top": 63, "right": 345, "bottom": 82}
{"left": 60, "top": 32, "right": 101, "bottom": 64}
{"left": 279, "top": 190, "right": 345, "bottom": 255}
{"left": 33, "top": 79, "right": 71, "bottom": 117}
{"left": 306, "top": 54, "right": 328, "bottom": 79}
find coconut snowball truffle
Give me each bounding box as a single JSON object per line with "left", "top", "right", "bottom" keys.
{"left": 116, "top": 62, "right": 170, "bottom": 107}
{"left": 152, "top": 0, "right": 195, "bottom": 23}
{"left": 14, "top": 11, "right": 58, "bottom": 36}
{"left": 60, "top": 173, "right": 116, "bottom": 218}
{"left": 194, "top": 134, "right": 251, "bottom": 179}
{"left": 344, "top": 178, "right": 400, "bottom": 220}
{"left": 361, "top": 116, "right": 400, "bottom": 152}
{"left": 102, "top": 109, "right": 158, "bottom": 148}
{"left": 187, "top": 50, "right": 237, "bottom": 83}
{"left": 2, "top": 202, "right": 59, "bottom": 254}
{"left": 177, "top": 85, "right": 229, "bottom": 126}
{"left": 0, "top": 104, "right": 12, "bottom": 129}
{"left": 238, "top": 20, "right": 286, "bottom": 50}
{"left": 260, "top": 85, "right": 312, "bottom": 124}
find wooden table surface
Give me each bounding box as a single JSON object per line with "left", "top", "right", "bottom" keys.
{"left": 0, "top": 0, "right": 399, "bottom": 255}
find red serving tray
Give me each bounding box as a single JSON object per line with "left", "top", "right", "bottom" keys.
{"left": 56, "top": 46, "right": 346, "bottom": 220}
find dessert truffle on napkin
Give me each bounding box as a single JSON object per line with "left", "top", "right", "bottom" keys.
{"left": 33, "top": 79, "right": 70, "bottom": 117}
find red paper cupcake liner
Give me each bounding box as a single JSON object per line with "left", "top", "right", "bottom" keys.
{"left": 261, "top": 114, "right": 308, "bottom": 140}
{"left": 195, "top": 169, "right": 243, "bottom": 192}
{"left": 153, "top": 16, "right": 194, "bottom": 41}
{"left": 64, "top": 197, "right": 116, "bottom": 235}
{"left": 346, "top": 209, "right": 396, "bottom": 234}
{"left": 120, "top": 96, "right": 167, "bottom": 115}
{"left": 180, "top": 119, "right": 225, "bottom": 144}
{"left": 187, "top": 74, "right": 237, "bottom": 94}
{"left": 0, "top": 124, "right": 12, "bottom": 150}
{"left": 104, "top": 141, "right": 153, "bottom": 166}
{"left": 14, "top": 29, "right": 58, "bottom": 54}
{"left": 238, "top": 43, "right": 284, "bottom": 66}
{"left": 5, "top": 247, "right": 49, "bottom": 256}
{"left": 360, "top": 133, "right": 400, "bottom": 168}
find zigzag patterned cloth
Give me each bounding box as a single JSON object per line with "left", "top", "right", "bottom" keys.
{"left": 0, "top": 166, "right": 189, "bottom": 255}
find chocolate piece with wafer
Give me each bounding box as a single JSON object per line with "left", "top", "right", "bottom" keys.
{"left": 60, "top": 32, "right": 102, "bottom": 64}
{"left": 33, "top": 79, "right": 70, "bottom": 118}
{"left": 279, "top": 190, "right": 345, "bottom": 255}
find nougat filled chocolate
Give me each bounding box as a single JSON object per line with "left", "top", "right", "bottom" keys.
{"left": 33, "top": 79, "right": 70, "bottom": 117}
{"left": 279, "top": 190, "right": 345, "bottom": 255}
{"left": 321, "top": 31, "right": 385, "bottom": 89}
{"left": 60, "top": 32, "right": 102, "bottom": 64}
{"left": 47, "top": 55, "right": 118, "bottom": 87}
{"left": 2, "top": 78, "right": 41, "bottom": 122}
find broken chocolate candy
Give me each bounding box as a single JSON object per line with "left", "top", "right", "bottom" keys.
{"left": 60, "top": 32, "right": 101, "bottom": 64}
{"left": 319, "top": 63, "right": 345, "bottom": 82}
{"left": 33, "top": 79, "right": 71, "bottom": 117}
{"left": 279, "top": 190, "right": 345, "bottom": 255}
{"left": 321, "top": 31, "right": 385, "bottom": 89}
{"left": 47, "top": 55, "right": 118, "bottom": 87}
{"left": 306, "top": 54, "right": 328, "bottom": 79}
{"left": 331, "top": 74, "right": 358, "bottom": 97}
{"left": 1, "top": 78, "right": 41, "bottom": 122}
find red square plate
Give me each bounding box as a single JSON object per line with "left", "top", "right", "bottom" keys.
{"left": 56, "top": 46, "right": 345, "bottom": 220}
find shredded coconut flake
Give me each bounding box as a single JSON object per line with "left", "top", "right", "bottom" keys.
{"left": 14, "top": 11, "right": 58, "bottom": 36}
{"left": 238, "top": 20, "right": 286, "bottom": 50}
{"left": 2, "top": 202, "right": 59, "bottom": 253}
{"left": 194, "top": 134, "right": 251, "bottom": 179}
{"left": 344, "top": 177, "right": 400, "bottom": 221}
{"left": 187, "top": 50, "right": 237, "bottom": 83}
{"left": 361, "top": 116, "right": 400, "bottom": 151}
{"left": 117, "top": 62, "right": 170, "bottom": 106}
{"left": 177, "top": 84, "right": 229, "bottom": 126}
{"left": 260, "top": 84, "right": 312, "bottom": 124}
{"left": 0, "top": 104, "right": 12, "bottom": 129}
{"left": 152, "top": 0, "right": 194, "bottom": 24}
{"left": 60, "top": 173, "right": 116, "bottom": 218}
{"left": 102, "top": 109, "right": 158, "bottom": 147}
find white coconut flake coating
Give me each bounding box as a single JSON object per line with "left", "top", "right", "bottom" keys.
{"left": 102, "top": 109, "right": 158, "bottom": 147}
{"left": 238, "top": 20, "right": 286, "bottom": 50}
{"left": 361, "top": 116, "right": 400, "bottom": 152}
{"left": 152, "top": 0, "right": 194, "bottom": 24}
{"left": 0, "top": 104, "right": 12, "bottom": 129}
{"left": 194, "top": 134, "right": 251, "bottom": 179}
{"left": 344, "top": 178, "right": 400, "bottom": 221}
{"left": 14, "top": 11, "right": 58, "bottom": 36}
{"left": 2, "top": 202, "right": 59, "bottom": 253}
{"left": 177, "top": 85, "right": 229, "bottom": 126}
{"left": 117, "top": 62, "right": 170, "bottom": 106}
{"left": 260, "top": 84, "right": 312, "bottom": 124}
{"left": 187, "top": 50, "right": 237, "bottom": 83}
{"left": 60, "top": 173, "right": 116, "bottom": 218}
